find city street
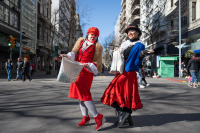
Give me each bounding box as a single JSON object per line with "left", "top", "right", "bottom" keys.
{"left": 0, "top": 72, "right": 200, "bottom": 133}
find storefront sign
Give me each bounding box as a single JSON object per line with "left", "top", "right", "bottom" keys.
{"left": 22, "top": 47, "right": 30, "bottom": 52}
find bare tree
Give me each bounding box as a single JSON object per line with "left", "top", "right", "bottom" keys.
{"left": 44, "top": 0, "right": 95, "bottom": 74}
{"left": 102, "top": 32, "right": 116, "bottom": 67}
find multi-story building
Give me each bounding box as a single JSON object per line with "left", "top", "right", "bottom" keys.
{"left": 168, "top": 0, "right": 200, "bottom": 55}
{"left": 21, "top": 0, "right": 37, "bottom": 64}
{"left": 116, "top": 0, "right": 140, "bottom": 43}
{"left": 59, "top": 0, "right": 76, "bottom": 54}
{"left": 36, "top": 0, "right": 52, "bottom": 71}
{"left": 140, "top": 0, "right": 200, "bottom": 77}
{"left": 0, "top": 0, "right": 35, "bottom": 74}
{"left": 115, "top": 15, "right": 121, "bottom": 45}
{"left": 75, "top": 13, "right": 83, "bottom": 41}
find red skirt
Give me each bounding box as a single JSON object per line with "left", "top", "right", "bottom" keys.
{"left": 101, "top": 70, "right": 143, "bottom": 111}
{"left": 68, "top": 68, "right": 94, "bottom": 101}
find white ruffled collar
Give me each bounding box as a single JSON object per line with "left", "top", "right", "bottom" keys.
{"left": 120, "top": 40, "right": 141, "bottom": 54}
{"left": 82, "top": 40, "right": 94, "bottom": 52}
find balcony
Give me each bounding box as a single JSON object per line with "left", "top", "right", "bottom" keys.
{"left": 121, "top": 0, "right": 126, "bottom": 7}
{"left": 37, "top": 39, "right": 44, "bottom": 47}
{"left": 131, "top": 4, "right": 140, "bottom": 15}
{"left": 120, "top": 15, "right": 126, "bottom": 24}
{"left": 129, "top": 15, "right": 140, "bottom": 24}
{"left": 189, "top": 18, "right": 200, "bottom": 31}
{"left": 37, "top": 13, "right": 50, "bottom": 23}
{"left": 131, "top": 0, "right": 140, "bottom": 5}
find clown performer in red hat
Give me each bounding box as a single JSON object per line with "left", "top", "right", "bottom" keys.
{"left": 59, "top": 27, "right": 105, "bottom": 131}
{"left": 101, "top": 23, "right": 154, "bottom": 128}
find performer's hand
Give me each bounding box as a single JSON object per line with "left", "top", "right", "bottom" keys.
{"left": 59, "top": 54, "right": 65, "bottom": 58}
{"left": 147, "top": 50, "right": 154, "bottom": 54}
{"left": 83, "top": 63, "right": 90, "bottom": 70}
{"left": 59, "top": 54, "right": 70, "bottom": 59}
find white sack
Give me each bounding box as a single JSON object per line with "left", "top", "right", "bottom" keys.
{"left": 57, "top": 57, "right": 83, "bottom": 83}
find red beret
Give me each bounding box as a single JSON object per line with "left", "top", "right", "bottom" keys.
{"left": 87, "top": 27, "right": 100, "bottom": 37}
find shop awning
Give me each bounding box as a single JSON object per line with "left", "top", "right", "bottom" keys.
{"left": 194, "top": 49, "right": 200, "bottom": 54}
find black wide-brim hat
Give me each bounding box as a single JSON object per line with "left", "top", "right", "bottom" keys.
{"left": 125, "top": 23, "right": 142, "bottom": 36}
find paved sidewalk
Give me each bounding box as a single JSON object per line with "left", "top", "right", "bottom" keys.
{"left": 0, "top": 71, "right": 57, "bottom": 81}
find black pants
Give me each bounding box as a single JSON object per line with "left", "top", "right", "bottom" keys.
{"left": 23, "top": 74, "right": 30, "bottom": 81}
{"left": 112, "top": 101, "right": 132, "bottom": 114}
{"left": 31, "top": 70, "right": 34, "bottom": 77}
{"left": 142, "top": 78, "right": 147, "bottom": 84}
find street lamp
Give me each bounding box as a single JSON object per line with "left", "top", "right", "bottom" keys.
{"left": 19, "top": 0, "right": 23, "bottom": 58}
{"left": 178, "top": 0, "right": 181, "bottom": 78}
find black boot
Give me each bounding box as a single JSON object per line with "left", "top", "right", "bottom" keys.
{"left": 123, "top": 114, "right": 133, "bottom": 126}
{"left": 116, "top": 110, "right": 129, "bottom": 128}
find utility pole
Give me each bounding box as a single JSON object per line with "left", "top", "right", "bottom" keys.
{"left": 19, "top": 0, "right": 23, "bottom": 58}
{"left": 179, "top": 0, "right": 181, "bottom": 78}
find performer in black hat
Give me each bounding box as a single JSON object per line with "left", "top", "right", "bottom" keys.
{"left": 101, "top": 23, "right": 154, "bottom": 127}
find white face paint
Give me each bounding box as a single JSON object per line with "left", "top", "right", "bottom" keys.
{"left": 88, "top": 34, "right": 97, "bottom": 42}
{"left": 128, "top": 30, "right": 139, "bottom": 40}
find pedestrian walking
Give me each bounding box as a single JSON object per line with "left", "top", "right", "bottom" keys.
{"left": 22, "top": 58, "right": 31, "bottom": 82}
{"left": 101, "top": 23, "right": 154, "bottom": 128}
{"left": 30, "top": 63, "right": 35, "bottom": 77}
{"left": 102, "top": 64, "right": 105, "bottom": 74}
{"left": 187, "top": 53, "right": 200, "bottom": 88}
{"left": 16, "top": 58, "right": 23, "bottom": 80}
{"left": 197, "top": 57, "right": 200, "bottom": 86}
{"left": 137, "top": 65, "right": 145, "bottom": 88}
{"left": 141, "top": 67, "right": 150, "bottom": 86}
{"left": 5, "top": 59, "right": 13, "bottom": 81}
{"left": 59, "top": 27, "right": 105, "bottom": 131}
{"left": 56, "top": 62, "right": 61, "bottom": 75}
{"left": 181, "top": 62, "right": 185, "bottom": 78}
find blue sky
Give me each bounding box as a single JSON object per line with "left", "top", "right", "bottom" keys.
{"left": 77, "top": 0, "right": 122, "bottom": 43}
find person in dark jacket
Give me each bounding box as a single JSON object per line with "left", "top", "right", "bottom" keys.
{"left": 187, "top": 53, "right": 200, "bottom": 88}
{"left": 16, "top": 58, "right": 23, "bottom": 80}
{"left": 5, "top": 59, "right": 13, "bottom": 81}
{"left": 22, "top": 58, "right": 31, "bottom": 82}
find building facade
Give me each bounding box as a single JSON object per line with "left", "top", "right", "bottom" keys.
{"left": 58, "top": 0, "right": 76, "bottom": 54}
{"left": 115, "top": 0, "right": 140, "bottom": 43}
{"left": 0, "top": 0, "right": 36, "bottom": 74}
{"left": 75, "top": 13, "right": 83, "bottom": 41}
{"left": 36, "top": 0, "right": 52, "bottom": 71}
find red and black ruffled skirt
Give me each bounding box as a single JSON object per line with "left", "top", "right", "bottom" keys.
{"left": 101, "top": 70, "right": 143, "bottom": 111}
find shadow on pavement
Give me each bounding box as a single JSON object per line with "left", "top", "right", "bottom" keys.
{"left": 101, "top": 113, "right": 200, "bottom": 130}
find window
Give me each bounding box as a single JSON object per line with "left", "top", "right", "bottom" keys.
{"left": 38, "top": 2, "right": 40, "bottom": 14}
{"left": 171, "top": 0, "right": 173, "bottom": 7}
{"left": 192, "top": 2, "right": 196, "bottom": 21}
{"left": 171, "top": 20, "right": 173, "bottom": 31}
{"left": 47, "top": 31, "right": 48, "bottom": 42}
{"left": 43, "top": 6, "right": 45, "bottom": 15}
{"left": 47, "top": 8, "right": 48, "bottom": 18}
{"left": 181, "top": 16, "right": 188, "bottom": 26}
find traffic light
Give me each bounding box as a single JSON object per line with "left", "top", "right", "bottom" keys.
{"left": 8, "top": 35, "right": 16, "bottom": 49}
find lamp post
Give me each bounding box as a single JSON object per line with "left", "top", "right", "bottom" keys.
{"left": 19, "top": 0, "right": 23, "bottom": 58}
{"left": 179, "top": 0, "right": 181, "bottom": 78}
